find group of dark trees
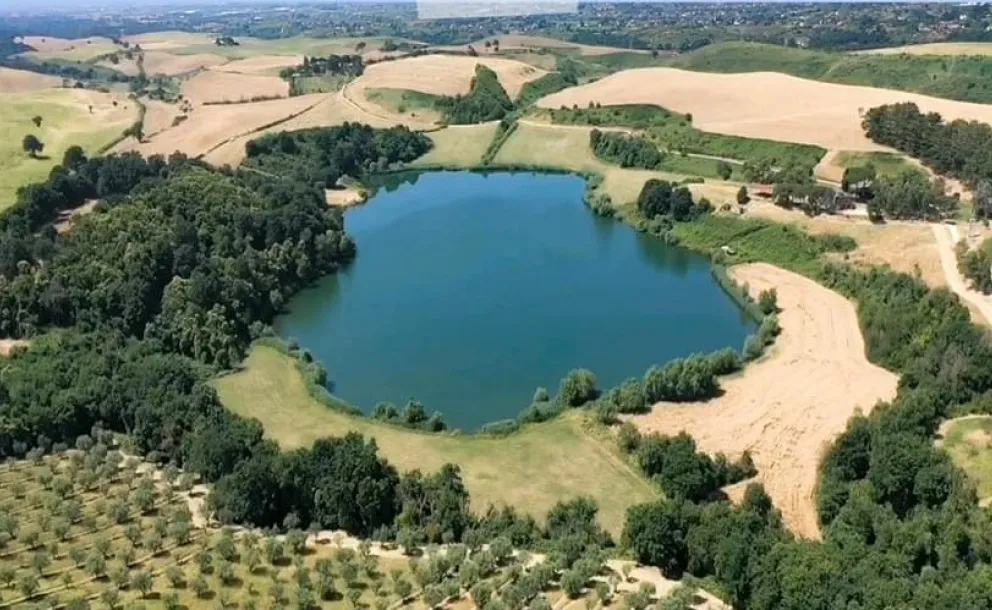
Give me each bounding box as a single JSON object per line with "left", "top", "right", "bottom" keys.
{"left": 636, "top": 179, "right": 710, "bottom": 222}
{"left": 435, "top": 65, "right": 514, "bottom": 124}
{"left": 371, "top": 400, "right": 447, "bottom": 432}
{"left": 957, "top": 238, "right": 992, "bottom": 294}
{"left": 867, "top": 170, "right": 958, "bottom": 221}
{"left": 243, "top": 123, "right": 432, "bottom": 187}
{"left": 621, "top": 427, "right": 756, "bottom": 503}
{"left": 863, "top": 102, "right": 991, "bottom": 217}
{"left": 280, "top": 54, "right": 364, "bottom": 79}
{"left": 589, "top": 129, "right": 663, "bottom": 170}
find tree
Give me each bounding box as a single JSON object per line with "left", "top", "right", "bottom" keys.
{"left": 99, "top": 586, "right": 120, "bottom": 610}
{"left": 736, "top": 186, "right": 749, "bottom": 205}
{"left": 561, "top": 570, "right": 585, "bottom": 599}
{"left": 717, "top": 161, "right": 733, "bottom": 180}
{"left": 31, "top": 116, "right": 42, "bottom": 128}
{"left": 86, "top": 551, "right": 107, "bottom": 578}
{"left": 190, "top": 575, "right": 210, "bottom": 598}
{"left": 22, "top": 134, "right": 44, "bottom": 158}
{"left": 394, "top": 578, "right": 413, "bottom": 600}
{"left": 470, "top": 581, "right": 492, "bottom": 607}
{"left": 18, "top": 573, "right": 39, "bottom": 598}
{"left": 557, "top": 369, "right": 597, "bottom": 407}
{"left": 757, "top": 288, "right": 778, "bottom": 315}
{"left": 622, "top": 501, "right": 689, "bottom": 578}
{"left": 131, "top": 570, "right": 153, "bottom": 598}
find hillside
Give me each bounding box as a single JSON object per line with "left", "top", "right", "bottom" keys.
{"left": 670, "top": 41, "right": 992, "bottom": 104}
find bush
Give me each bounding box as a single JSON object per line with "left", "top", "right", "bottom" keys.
{"left": 557, "top": 369, "right": 598, "bottom": 407}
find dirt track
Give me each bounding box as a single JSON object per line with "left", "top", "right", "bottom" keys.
{"left": 626, "top": 263, "right": 898, "bottom": 539}
{"left": 537, "top": 67, "right": 992, "bottom": 150}
{"left": 932, "top": 223, "right": 992, "bottom": 327}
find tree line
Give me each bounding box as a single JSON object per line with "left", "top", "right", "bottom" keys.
{"left": 280, "top": 54, "right": 365, "bottom": 79}
{"left": 589, "top": 129, "right": 663, "bottom": 170}
{"left": 863, "top": 102, "right": 990, "bottom": 217}
{"left": 434, "top": 65, "right": 515, "bottom": 124}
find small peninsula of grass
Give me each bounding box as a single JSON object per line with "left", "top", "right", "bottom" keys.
{"left": 215, "top": 344, "right": 659, "bottom": 536}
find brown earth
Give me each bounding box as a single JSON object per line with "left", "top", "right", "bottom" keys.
{"left": 352, "top": 54, "right": 547, "bottom": 99}
{"left": 537, "top": 68, "right": 992, "bottom": 150}
{"left": 625, "top": 263, "right": 899, "bottom": 539}
{"left": 212, "top": 55, "right": 303, "bottom": 75}
{"left": 141, "top": 100, "right": 182, "bottom": 139}
{"left": 143, "top": 51, "right": 228, "bottom": 76}
{"left": 118, "top": 93, "right": 324, "bottom": 160}
{"left": 180, "top": 69, "right": 290, "bottom": 105}
{"left": 0, "top": 67, "right": 62, "bottom": 92}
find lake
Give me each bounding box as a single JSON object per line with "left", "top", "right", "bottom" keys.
{"left": 275, "top": 171, "right": 756, "bottom": 430}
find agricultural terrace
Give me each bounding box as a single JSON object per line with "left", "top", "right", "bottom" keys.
{"left": 0, "top": 88, "right": 136, "bottom": 207}
{"left": 214, "top": 345, "right": 659, "bottom": 537}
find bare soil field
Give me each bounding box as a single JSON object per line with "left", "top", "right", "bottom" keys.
{"left": 213, "top": 54, "right": 303, "bottom": 75}
{"left": 180, "top": 68, "right": 290, "bottom": 105}
{"left": 626, "top": 263, "right": 899, "bottom": 539}
{"left": 202, "top": 92, "right": 411, "bottom": 166}
{"left": 537, "top": 67, "right": 992, "bottom": 150}
{"left": 465, "top": 34, "right": 647, "bottom": 56}
{"left": 17, "top": 35, "right": 117, "bottom": 57}
{"left": 0, "top": 66, "right": 61, "bottom": 92}
{"left": 120, "top": 93, "right": 323, "bottom": 160}
{"left": 352, "top": 54, "right": 547, "bottom": 99}
{"left": 854, "top": 42, "right": 992, "bottom": 56}
{"left": 122, "top": 31, "right": 218, "bottom": 50}
{"left": 141, "top": 99, "right": 182, "bottom": 138}
{"left": 143, "top": 50, "right": 228, "bottom": 75}
{"left": 326, "top": 186, "right": 366, "bottom": 206}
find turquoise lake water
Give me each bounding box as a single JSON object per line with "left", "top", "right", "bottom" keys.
{"left": 275, "top": 171, "right": 755, "bottom": 430}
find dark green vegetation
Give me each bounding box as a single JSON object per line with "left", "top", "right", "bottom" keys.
{"left": 515, "top": 72, "right": 578, "bottom": 107}
{"left": 589, "top": 129, "right": 662, "bottom": 169}
{"left": 435, "top": 65, "right": 514, "bottom": 124}
{"left": 542, "top": 104, "right": 824, "bottom": 169}
{"left": 275, "top": 171, "right": 753, "bottom": 430}
{"left": 622, "top": 426, "right": 756, "bottom": 503}
{"left": 672, "top": 41, "right": 992, "bottom": 104}
{"left": 957, "top": 237, "right": 992, "bottom": 294}
{"left": 281, "top": 54, "right": 365, "bottom": 96}
{"left": 863, "top": 102, "right": 992, "bottom": 218}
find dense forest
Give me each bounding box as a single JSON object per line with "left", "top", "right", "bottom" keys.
{"left": 435, "top": 65, "right": 514, "bottom": 124}
{"left": 280, "top": 54, "right": 365, "bottom": 79}
{"left": 863, "top": 102, "right": 992, "bottom": 218}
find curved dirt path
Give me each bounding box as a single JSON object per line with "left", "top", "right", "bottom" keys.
{"left": 932, "top": 223, "right": 992, "bottom": 327}
{"left": 626, "top": 263, "right": 898, "bottom": 539}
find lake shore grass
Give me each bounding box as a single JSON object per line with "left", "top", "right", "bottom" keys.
{"left": 214, "top": 344, "right": 660, "bottom": 536}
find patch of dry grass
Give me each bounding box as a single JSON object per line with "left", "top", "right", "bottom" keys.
{"left": 214, "top": 345, "right": 659, "bottom": 535}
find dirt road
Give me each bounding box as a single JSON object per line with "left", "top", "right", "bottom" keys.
{"left": 626, "top": 263, "right": 898, "bottom": 539}
{"left": 932, "top": 223, "right": 992, "bottom": 326}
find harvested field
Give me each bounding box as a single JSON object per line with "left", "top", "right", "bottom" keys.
{"left": 213, "top": 54, "right": 304, "bottom": 75}
{"left": 17, "top": 35, "right": 118, "bottom": 60}
{"left": 201, "top": 92, "right": 411, "bottom": 166}
{"left": 216, "top": 344, "right": 659, "bottom": 535}
{"left": 180, "top": 69, "right": 289, "bottom": 105}
{"left": 626, "top": 263, "right": 899, "bottom": 539}
{"left": 856, "top": 42, "right": 992, "bottom": 56}
{"left": 122, "top": 93, "right": 323, "bottom": 160}
{"left": 537, "top": 67, "right": 992, "bottom": 150}
{"left": 412, "top": 123, "right": 500, "bottom": 168}
{"left": 141, "top": 99, "right": 182, "bottom": 138}
{"left": 142, "top": 50, "right": 227, "bottom": 75}
{"left": 352, "top": 54, "right": 547, "bottom": 99}
{"left": 0, "top": 66, "right": 61, "bottom": 92}
{"left": 122, "top": 30, "right": 217, "bottom": 50}
{"left": 0, "top": 88, "right": 136, "bottom": 207}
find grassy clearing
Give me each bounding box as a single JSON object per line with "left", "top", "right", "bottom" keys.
{"left": 832, "top": 151, "right": 917, "bottom": 178}
{"left": 670, "top": 41, "right": 992, "bottom": 104}
{"left": 941, "top": 416, "right": 992, "bottom": 502}
{"left": 365, "top": 87, "right": 443, "bottom": 121}
{"left": 214, "top": 345, "right": 659, "bottom": 535}
{"left": 0, "top": 89, "right": 136, "bottom": 208}
{"left": 411, "top": 124, "right": 499, "bottom": 168}
{"left": 537, "top": 105, "right": 825, "bottom": 168}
